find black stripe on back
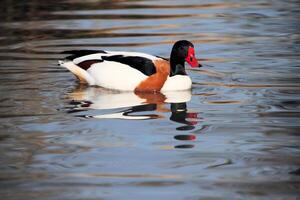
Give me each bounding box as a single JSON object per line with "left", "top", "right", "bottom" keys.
{"left": 77, "top": 59, "right": 103, "bottom": 70}
{"left": 102, "top": 55, "right": 156, "bottom": 76}
{"left": 61, "top": 50, "right": 107, "bottom": 60}
{"left": 155, "top": 55, "right": 169, "bottom": 61}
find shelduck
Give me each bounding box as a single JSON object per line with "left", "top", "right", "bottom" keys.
{"left": 59, "top": 40, "right": 202, "bottom": 92}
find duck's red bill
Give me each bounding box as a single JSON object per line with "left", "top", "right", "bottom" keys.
{"left": 185, "top": 47, "right": 202, "bottom": 68}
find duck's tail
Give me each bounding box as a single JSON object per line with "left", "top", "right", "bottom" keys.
{"left": 58, "top": 60, "right": 95, "bottom": 85}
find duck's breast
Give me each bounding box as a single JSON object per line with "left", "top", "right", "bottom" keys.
{"left": 161, "top": 75, "right": 192, "bottom": 91}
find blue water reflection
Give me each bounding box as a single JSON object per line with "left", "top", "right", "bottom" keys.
{"left": 0, "top": 0, "right": 299, "bottom": 199}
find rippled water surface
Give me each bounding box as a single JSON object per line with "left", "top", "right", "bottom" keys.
{"left": 1, "top": 0, "right": 300, "bottom": 199}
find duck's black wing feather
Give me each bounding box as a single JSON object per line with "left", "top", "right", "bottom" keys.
{"left": 102, "top": 55, "right": 156, "bottom": 76}
{"left": 61, "top": 50, "right": 107, "bottom": 60}
{"left": 61, "top": 50, "right": 157, "bottom": 76}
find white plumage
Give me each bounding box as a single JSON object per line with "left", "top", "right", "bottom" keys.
{"left": 87, "top": 61, "right": 147, "bottom": 91}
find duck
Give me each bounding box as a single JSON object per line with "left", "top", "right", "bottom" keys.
{"left": 59, "top": 40, "right": 202, "bottom": 92}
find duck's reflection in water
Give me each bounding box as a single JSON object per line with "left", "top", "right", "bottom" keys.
{"left": 170, "top": 103, "right": 198, "bottom": 131}
{"left": 67, "top": 86, "right": 199, "bottom": 148}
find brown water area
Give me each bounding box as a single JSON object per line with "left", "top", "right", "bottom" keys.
{"left": 0, "top": 0, "right": 300, "bottom": 199}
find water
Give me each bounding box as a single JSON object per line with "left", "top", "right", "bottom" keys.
{"left": 0, "top": 0, "right": 300, "bottom": 199}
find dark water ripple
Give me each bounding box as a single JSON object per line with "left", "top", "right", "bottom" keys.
{"left": 0, "top": 0, "right": 300, "bottom": 200}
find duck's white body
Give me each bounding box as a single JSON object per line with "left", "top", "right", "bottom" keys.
{"left": 60, "top": 59, "right": 148, "bottom": 91}
{"left": 59, "top": 41, "right": 200, "bottom": 92}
